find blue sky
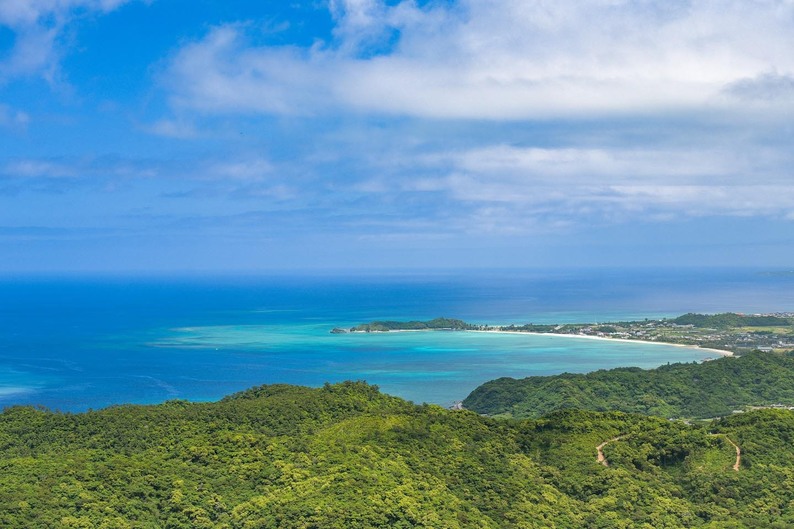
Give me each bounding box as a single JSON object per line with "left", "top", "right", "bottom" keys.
{"left": 1, "top": 0, "right": 793, "bottom": 273}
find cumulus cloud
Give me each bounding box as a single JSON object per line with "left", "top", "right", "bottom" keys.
{"left": 0, "top": 0, "right": 138, "bottom": 82}
{"left": 153, "top": 0, "right": 794, "bottom": 236}
{"left": 164, "top": 0, "right": 794, "bottom": 119}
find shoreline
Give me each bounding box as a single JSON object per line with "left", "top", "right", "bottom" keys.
{"left": 467, "top": 329, "right": 734, "bottom": 357}
{"left": 350, "top": 327, "right": 735, "bottom": 358}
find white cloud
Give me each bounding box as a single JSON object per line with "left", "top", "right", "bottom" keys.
{"left": 164, "top": 0, "right": 794, "bottom": 119}
{"left": 609, "top": 184, "right": 794, "bottom": 217}
{"left": 443, "top": 145, "right": 744, "bottom": 182}
{"left": 353, "top": 142, "right": 794, "bottom": 231}
{"left": 0, "top": 0, "right": 138, "bottom": 82}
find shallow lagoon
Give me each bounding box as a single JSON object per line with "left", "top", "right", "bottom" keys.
{"left": 152, "top": 324, "right": 715, "bottom": 407}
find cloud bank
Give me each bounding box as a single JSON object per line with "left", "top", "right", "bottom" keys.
{"left": 165, "top": 0, "right": 794, "bottom": 119}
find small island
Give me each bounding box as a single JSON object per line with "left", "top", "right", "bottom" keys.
{"left": 336, "top": 312, "right": 794, "bottom": 354}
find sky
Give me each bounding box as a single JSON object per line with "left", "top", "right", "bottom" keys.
{"left": 1, "top": 0, "right": 794, "bottom": 273}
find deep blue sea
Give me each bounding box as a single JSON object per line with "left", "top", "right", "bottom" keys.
{"left": 1, "top": 268, "right": 792, "bottom": 411}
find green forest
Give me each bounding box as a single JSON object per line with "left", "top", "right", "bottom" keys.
{"left": 3, "top": 379, "right": 794, "bottom": 528}
{"left": 463, "top": 351, "right": 794, "bottom": 419}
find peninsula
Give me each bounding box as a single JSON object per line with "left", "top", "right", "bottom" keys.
{"left": 335, "top": 312, "right": 794, "bottom": 355}
{"left": 332, "top": 317, "right": 475, "bottom": 333}
{"left": 463, "top": 350, "right": 794, "bottom": 419}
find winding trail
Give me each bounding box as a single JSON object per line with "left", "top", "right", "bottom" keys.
{"left": 596, "top": 433, "right": 741, "bottom": 471}
{"left": 717, "top": 434, "right": 741, "bottom": 471}
{"left": 596, "top": 435, "right": 629, "bottom": 467}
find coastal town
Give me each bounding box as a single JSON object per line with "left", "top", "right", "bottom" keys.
{"left": 490, "top": 313, "right": 794, "bottom": 354}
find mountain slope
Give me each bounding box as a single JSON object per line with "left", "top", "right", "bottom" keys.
{"left": 2, "top": 381, "right": 794, "bottom": 527}
{"left": 463, "top": 351, "right": 794, "bottom": 419}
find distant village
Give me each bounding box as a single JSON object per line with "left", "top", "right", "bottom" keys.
{"left": 489, "top": 313, "right": 794, "bottom": 354}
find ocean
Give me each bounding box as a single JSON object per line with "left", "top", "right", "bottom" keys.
{"left": 1, "top": 268, "right": 792, "bottom": 411}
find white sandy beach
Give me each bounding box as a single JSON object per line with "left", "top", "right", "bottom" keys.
{"left": 467, "top": 329, "right": 735, "bottom": 357}
{"left": 347, "top": 327, "right": 735, "bottom": 357}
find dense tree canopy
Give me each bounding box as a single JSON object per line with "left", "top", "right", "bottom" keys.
{"left": 463, "top": 351, "right": 794, "bottom": 419}
{"left": 3, "top": 381, "right": 794, "bottom": 527}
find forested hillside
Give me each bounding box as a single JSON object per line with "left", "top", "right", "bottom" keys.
{"left": 672, "top": 312, "right": 793, "bottom": 328}
{"left": 463, "top": 351, "right": 794, "bottom": 419}
{"left": 2, "top": 381, "right": 794, "bottom": 527}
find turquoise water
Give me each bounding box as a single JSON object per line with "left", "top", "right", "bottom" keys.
{"left": 1, "top": 269, "right": 792, "bottom": 411}
{"left": 154, "top": 325, "right": 716, "bottom": 406}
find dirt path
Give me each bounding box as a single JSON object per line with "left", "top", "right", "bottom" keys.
{"left": 722, "top": 435, "right": 741, "bottom": 471}
{"left": 596, "top": 435, "right": 628, "bottom": 466}
{"left": 596, "top": 433, "right": 741, "bottom": 471}
{"left": 706, "top": 433, "right": 741, "bottom": 471}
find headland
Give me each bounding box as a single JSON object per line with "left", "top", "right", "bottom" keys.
{"left": 334, "top": 312, "right": 794, "bottom": 356}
